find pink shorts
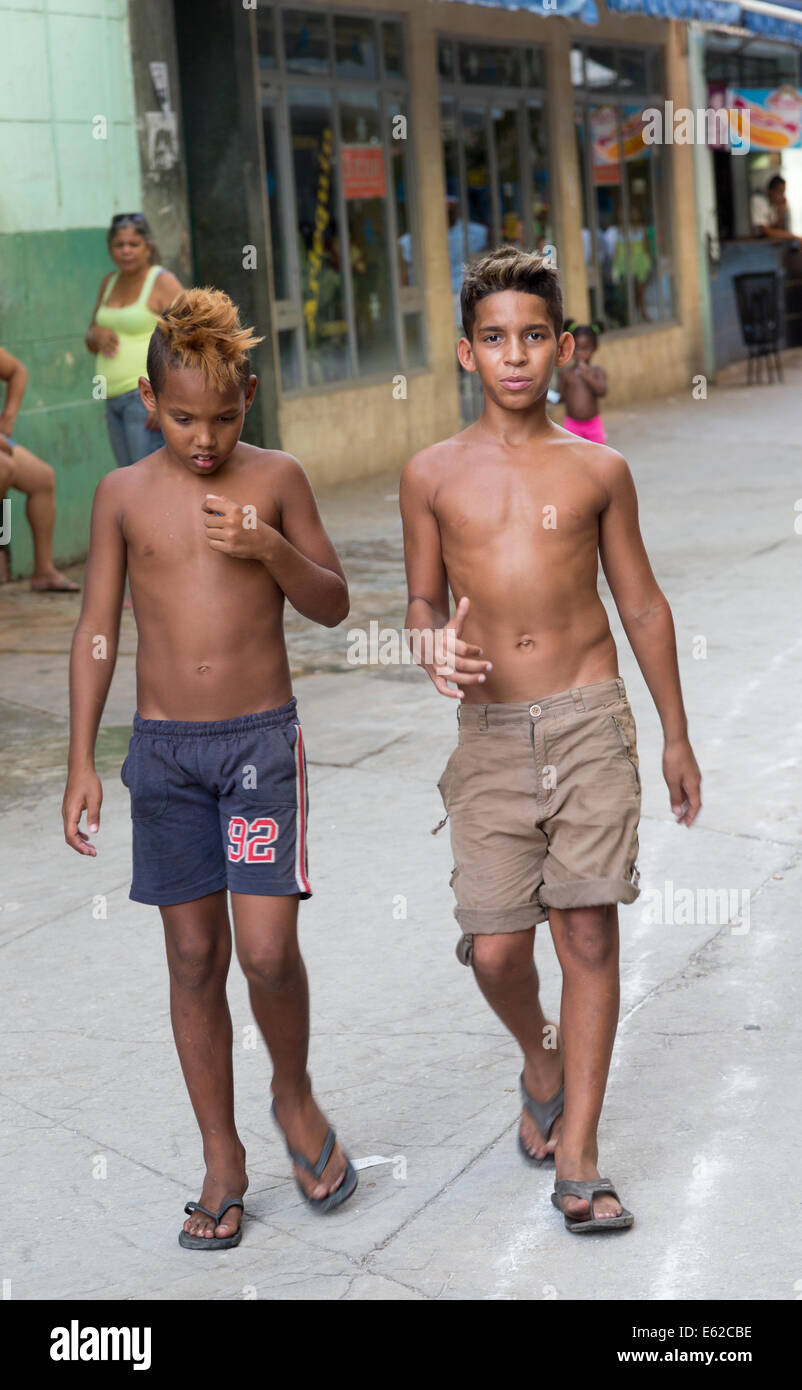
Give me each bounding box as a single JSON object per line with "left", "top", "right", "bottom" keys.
{"left": 563, "top": 414, "right": 606, "bottom": 444}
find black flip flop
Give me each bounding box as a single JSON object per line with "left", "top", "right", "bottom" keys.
{"left": 271, "top": 1100, "right": 358, "bottom": 1213}
{"left": 551, "top": 1178, "right": 634, "bottom": 1233}
{"left": 178, "top": 1197, "right": 244, "bottom": 1250}
{"left": 518, "top": 1073, "right": 564, "bottom": 1165}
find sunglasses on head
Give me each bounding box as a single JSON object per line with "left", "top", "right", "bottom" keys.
{"left": 111, "top": 213, "right": 147, "bottom": 227}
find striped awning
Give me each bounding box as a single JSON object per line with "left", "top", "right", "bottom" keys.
{"left": 440, "top": 0, "right": 802, "bottom": 42}
{"left": 607, "top": 0, "right": 802, "bottom": 45}
{"left": 439, "top": 0, "right": 601, "bottom": 24}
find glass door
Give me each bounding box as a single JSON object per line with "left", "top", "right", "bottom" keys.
{"left": 447, "top": 98, "right": 525, "bottom": 422}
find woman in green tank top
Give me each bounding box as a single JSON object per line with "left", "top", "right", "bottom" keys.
{"left": 85, "top": 214, "right": 182, "bottom": 468}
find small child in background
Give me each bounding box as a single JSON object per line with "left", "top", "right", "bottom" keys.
{"left": 557, "top": 320, "right": 607, "bottom": 444}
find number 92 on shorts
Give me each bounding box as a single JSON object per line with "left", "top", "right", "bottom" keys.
{"left": 120, "top": 698, "right": 311, "bottom": 906}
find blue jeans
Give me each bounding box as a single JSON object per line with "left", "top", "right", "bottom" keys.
{"left": 105, "top": 390, "right": 164, "bottom": 468}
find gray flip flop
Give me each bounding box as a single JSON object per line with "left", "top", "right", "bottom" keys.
{"left": 178, "top": 1197, "right": 244, "bottom": 1250}
{"left": 271, "top": 1100, "right": 358, "bottom": 1214}
{"left": 518, "top": 1073, "right": 564, "bottom": 1165}
{"left": 551, "top": 1178, "right": 634, "bottom": 1233}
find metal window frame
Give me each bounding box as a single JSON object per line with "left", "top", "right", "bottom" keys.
{"left": 259, "top": 4, "right": 423, "bottom": 397}
{"left": 384, "top": 90, "right": 427, "bottom": 362}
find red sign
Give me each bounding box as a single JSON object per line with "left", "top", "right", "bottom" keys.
{"left": 341, "top": 145, "right": 386, "bottom": 200}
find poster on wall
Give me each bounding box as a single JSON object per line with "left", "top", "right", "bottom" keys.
{"left": 590, "top": 106, "right": 651, "bottom": 184}
{"left": 341, "top": 145, "right": 387, "bottom": 200}
{"left": 727, "top": 87, "right": 802, "bottom": 150}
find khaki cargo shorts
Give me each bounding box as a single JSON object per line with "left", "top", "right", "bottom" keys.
{"left": 436, "top": 677, "right": 641, "bottom": 966}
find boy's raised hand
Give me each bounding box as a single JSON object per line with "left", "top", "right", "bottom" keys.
{"left": 663, "top": 738, "right": 702, "bottom": 828}
{"left": 62, "top": 769, "right": 103, "bottom": 856}
{"left": 202, "top": 494, "right": 269, "bottom": 561}
{"left": 422, "top": 596, "right": 492, "bottom": 701}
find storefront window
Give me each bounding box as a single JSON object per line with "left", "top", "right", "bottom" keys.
{"left": 259, "top": 9, "right": 424, "bottom": 393}
{"left": 574, "top": 45, "right": 673, "bottom": 328}
{"left": 340, "top": 89, "right": 397, "bottom": 375}
{"left": 706, "top": 39, "right": 801, "bottom": 244}
{"left": 283, "top": 9, "right": 330, "bottom": 75}
{"left": 335, "top": 15, "right": 378, "bottom": 80}
{"left": 289, "top": 88, "right": 349, "bottom": 384}
{"left": 439, "top": 42, "right": 552, "bottom": 298}
{"left": 439, "top": 40, "right": 551, "bottom": 418}
{"left": 459, "top": 42, "right": 522, "bottom": 87}
{"left": 403, "top": 312, "right": 426, "bottom": 369}
{"left": 382, "top": 21, "right": 406, "bottom": 81}
{"left": 389, "top": 96, "right": 417, "bottom": 291}
{"left": 528, "top": 103, "right": 550, "bottom": 252}
{"left": 256, "top": 7, "right": 277, "bottom": 71}
{"left": 438, "top": 39, "right": 457, "bottom": 82}
{"left": 706, "top": 39, "right": 799, "bottom": 88}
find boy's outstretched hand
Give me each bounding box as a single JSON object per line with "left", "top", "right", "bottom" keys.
{"left": 418, "top": 596, "right": 492, "bottom": 700}
{"left": 663, "top": 737, "right": 702, "bottom": 827}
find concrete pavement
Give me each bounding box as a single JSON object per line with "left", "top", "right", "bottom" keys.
{"left": 1, "top": 357, "right": 801, "bottom": 1300}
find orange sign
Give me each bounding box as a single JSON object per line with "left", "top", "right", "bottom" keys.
{"left": 341, "top": 145, "right": 386, "bottom": 200}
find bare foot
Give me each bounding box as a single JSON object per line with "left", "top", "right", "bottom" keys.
{"left": 272, "top": 1079, "right": 349, "bottom": 1201}
{"left": 553, "top": 1151, "right": 622, "bottom": 1222}
{"left": 29, "top": 569, "right": 80, "bottom": 592}
{"left": 182, "top": 1141, "right": 248, "bottom": 1241}
{"left": 519, "top": 1023, "right": 564, "bottom": 1159}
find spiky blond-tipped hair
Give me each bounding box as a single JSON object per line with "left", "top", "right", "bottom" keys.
{"left": 147, "top": 287, "right": 264, "bottom": 395}
{"left": 460, "top": 246, "right": 563, "bottom": 342}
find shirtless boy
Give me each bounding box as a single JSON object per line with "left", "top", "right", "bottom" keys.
{"left": 62, "top": 288, "right": 357, "bottom": 1249}
{"left": 400, "top": 248, "right": 701, "bottom": 1233}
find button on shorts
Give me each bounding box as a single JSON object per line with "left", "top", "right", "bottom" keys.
{"left": 120, "top": 698, "right": 311, "bottom": 906}
{"left": 437, "top": 678, "right": 641, "bottom": 963}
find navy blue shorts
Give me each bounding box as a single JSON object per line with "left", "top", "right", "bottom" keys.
{"left": 120, "top": 699, "right": 311, "bottom": 907}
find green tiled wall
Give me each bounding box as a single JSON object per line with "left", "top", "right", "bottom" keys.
{"left": 1, "top": 232, "right": 129, "bottom": 576}
{"left": 0, "top": 0, "right": 141, "bottom": 575}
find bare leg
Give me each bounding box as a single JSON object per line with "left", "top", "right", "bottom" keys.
{"left": 548, "top": 903, "right": 622, "bottom": 1221}
{"left": 0, "top": 458, "right": 12, "bottom": 584}
{"left": 231, "top": 892, "right": 348, "bottom": 1200}
{"left": 4, "top": 444, "right": 79, "bottom": 589}
{"left": 161, "top": 889, "right": 247, "bottom": 1241}
{"left": 471, "top": 927, "right": 564, "bottom": 1159}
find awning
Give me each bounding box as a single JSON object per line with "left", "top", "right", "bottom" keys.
{"left": 440, "top": 0, "right": 802, "bottom": 43}
{"left": 606, "top": 0, "right": 802, "bottom": 45}
{"left": 439, "top": 0, "right": 601, "bottom": 25}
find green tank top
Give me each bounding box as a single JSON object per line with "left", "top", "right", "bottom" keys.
{"left": 95, "top": 265, "right": 164, "bottom": 398}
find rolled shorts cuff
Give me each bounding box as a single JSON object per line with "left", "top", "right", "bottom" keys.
{"left": 454, "top": 902, "right": 548, "bottom": 935}
{"left": 538, "top": 876, "right": 640, "bottom": 911}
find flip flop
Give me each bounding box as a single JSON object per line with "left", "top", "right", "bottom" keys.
{"left": 178, "top": 1197, "right": 244, "bottom": 1250}
{"left": 271, "top": 1100, "right": 358, "bottom": 1214}
{"left": 29, "top": 576, "right": 81, "bottom": 592}
{"left": 518, "top": 1072, "right": 564, "bottom": 1165}
{"left": 551, "top": 1178, "right": 634, "bottom": 1233}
